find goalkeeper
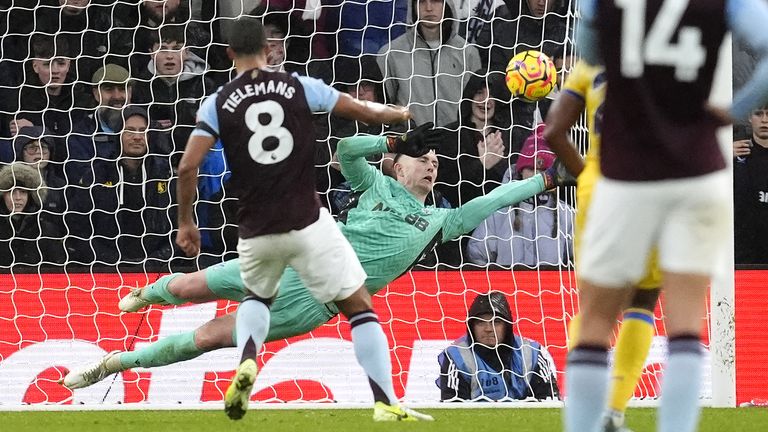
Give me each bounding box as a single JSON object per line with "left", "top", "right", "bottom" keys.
{"left": 62, "top": 126, "right": 574, "bottom": 394}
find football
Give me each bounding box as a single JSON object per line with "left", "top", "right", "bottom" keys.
{"left": 505, "top": 50, "right": 558, "bottom": 102}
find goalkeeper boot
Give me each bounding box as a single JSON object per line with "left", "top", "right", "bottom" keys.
{"left": 60, "top": 351, "right": 122, "bottom": 389}
{"left": 602, "top": 410, "right": 633, "bottom": 432}
{"left": 119, "top": 287, "right": 166, "bottom": 313}
{"left": 542, "top": 158, "right": 577, "bottom": 190}
{"left": 373, "top": 402, "right": 434, "bottom": 421}
{"left": 224, "top": 359, "right": 258, "bottom": 420}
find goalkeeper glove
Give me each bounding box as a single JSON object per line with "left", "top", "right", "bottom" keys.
{"left": 386, "top": 122, "right": 442, "bottom": 157}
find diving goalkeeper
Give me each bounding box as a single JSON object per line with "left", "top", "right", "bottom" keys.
{"left": 62, "top": 129, "right": 574, "bottom": 399}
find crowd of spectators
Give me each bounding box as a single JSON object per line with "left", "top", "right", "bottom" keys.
{"left": 0, "top": 0, "right": 577, "bottom": 271}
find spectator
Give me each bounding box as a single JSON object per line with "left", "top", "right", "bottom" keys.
{"left": 0, "top": 162, "right": 66, "bottom": 267}
{"left": 377, "top": 0, "right": 481, "bottom": 126}
{"left": 1, "top": 35, "right": 91, "bottom": 149}
{"left": 436, "top": 73, "right": 511, "bottom": 209}
{"left": 12, "top": 127, "right": 66, "bottom": 222}
{"left": 31, "top": 0, "right": 135, "bottom": 82}
{"left": 245, "top": 5, "right": 333, "bottom": 83}
{"left": 437, "top": 291, "right": 560, "bottom": 401}
{"left": 466, "top": 130, "right": 574, "bottom": 267}
{"left": 66, "top": 64, "right": 138, "bottom": 184}
{"left": 734, "top": 105, "right": 768, "bottom": 264}
{"left": 89, "top": 107, "right": 176, "bottom": 266}
{"left": 132, "top": 26, "right": 215, "bottom": 158}
{"left": 475, "top": 0, "right": 570, "bottom": 73}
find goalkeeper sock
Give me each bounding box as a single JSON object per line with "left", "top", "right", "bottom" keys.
{"left": 564, "top": 345, "right": 609, "bottom": 432}
{"left": 235, "top": 297, "right": 271, "bottom": 364}
{"left": 349, "top": 310, "right": 398, "bottom": 406}
{"left": 119, "top": 331, "right": 204, "bottom": 369}
{"left": 658, "top": 335, "right": 703, "bottom": 432}
{"left": 609, "top": 308, "right": 655, "bottom": 414}
{"left": 141, "top": 274, "right": 186, "bottom": 305}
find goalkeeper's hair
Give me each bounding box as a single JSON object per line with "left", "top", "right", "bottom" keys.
{"left": 227, "top": 16, "right": 267, "bottom": 56}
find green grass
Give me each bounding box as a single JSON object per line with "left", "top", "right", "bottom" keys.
{"left": 1, "top": 408, "right": 766, "bottom": 432}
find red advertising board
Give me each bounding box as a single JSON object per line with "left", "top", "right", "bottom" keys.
{"left": 0, "top": 270, "right": 760, "bottom": 406}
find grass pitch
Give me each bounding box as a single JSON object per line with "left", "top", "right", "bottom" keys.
{"left": 1, "top": 408, "right": 767, "bottom": 432}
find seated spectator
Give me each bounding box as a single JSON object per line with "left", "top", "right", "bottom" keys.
{"left": 734, "top": 105, "right": 768, "bottom": 264}
{"left": 30, "top": 0, "right": 135, "bottom": 82}
{"left": 454, "top": 0, "right": 504, "bottom": 44}
{"left": 437, "top": 291, "right": 560, "bottom": 401}
{"left": 436, "top": 72, "right": 512, "bottom": 209}
{"left": 246, "top": 5, "right": 333, "bottom": 83}
{"left": 377, "top": 0, "right": 481, "bottom": 126}
{"left": 132, "top": 26, "right": 215, "bottom": 158}
{"left": 466, "top": 131, "right": 574, "bottom": 267}
{"left": 2, "top": 35, "right": 91, "bottom": 146}
{"left": 89, "top": 107, "right": 176, "bottom": 266}
{"left": 476, "top": 0, "right": 570, "bottom": 73}
{"left": 0, "top": 162, "right": 66, "bottom": 267}
{"left": 133, "top": 0, "right": 214, "bottom": 69}
{"left": 12, "top": 127, "right": 66, "bottom": 221}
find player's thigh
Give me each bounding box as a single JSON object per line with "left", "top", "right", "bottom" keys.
{"left": 657, "top": 171, "right": 730, "bottom": 276}
{"left": 204, "top": 259, "right": 250, "bottom": 302}
{"left": 236, "top": 235, "right": 291, "bottom": 299}
{"left": 578, "top": 178, "right": 663, "bottom": 288}
{"left": 266, "top": 267, "right": 338, "bottom": 342}
{"left": 289, "top": 209, "right": 366, "bottom": 304}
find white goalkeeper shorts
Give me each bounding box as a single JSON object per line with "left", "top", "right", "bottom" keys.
{"left": 578, "top": 170, "right": 730, "bottom": 287}
{"left": 236, "top": 208, "right": 367, "bottom": 304}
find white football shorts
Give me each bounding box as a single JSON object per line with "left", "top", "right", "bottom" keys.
{"left": 578, "top": 170, "right": 730, "bottom": 287}
{"left": 236, "top": 208, "right": 367, "bottom": 303}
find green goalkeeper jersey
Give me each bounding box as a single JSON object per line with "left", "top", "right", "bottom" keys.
{"left": 206, "top": 134, "right": 546, "bottom": 341}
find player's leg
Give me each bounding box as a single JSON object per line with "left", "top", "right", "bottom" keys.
{"left": 566, "top": 178, "right": 661, "bottom": 432}
{"left": 119, "top": 260, "right": 246, "bottom": 312}
{"left": 604, "top": 285, "right": 661, "bottom": 432}
{"left": 60, "top": 313, "right": 237, "bottom": 389}
{"left": 225, "top": 236, "right": 287, "bottom": 420}
{"left": 291, "top": 209, "right": 432, "bottom": 421}
{"left": 655, "top": 171, "right": 729, "bottom": 432}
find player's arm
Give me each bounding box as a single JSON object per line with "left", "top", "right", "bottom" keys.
{"left": 176, "top": 94, "right": 219, "bottom": 256}
{"left": 333, "top": 92, "right": 410, "bottom": 125}
{"left": 544, "top": 91, "right": 586, "bottom": 177}
{"left": 337, "top": 135, "right": 390, "bottom": 192}
{"left": 728, "top": 0, "right": 768, "bottom": 119}
{"left": 296, "top": 74, "right": 410, "bottom": 124}
{"left": 439, "top": 175, "right": 547, "bottom": 242}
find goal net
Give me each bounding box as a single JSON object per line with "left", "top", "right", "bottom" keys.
{"left": 0, "top": 0, "right": 722, "bottom": 407}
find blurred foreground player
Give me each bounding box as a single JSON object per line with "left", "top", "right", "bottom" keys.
{"left": 565, "top": 1, "right": 768, "bottom": 432}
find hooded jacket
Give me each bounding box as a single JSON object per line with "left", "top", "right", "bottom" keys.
{"left": 437, "top": 292, "right": 560, "bottom": 401}
{"left": 131, "top": 51, "right": 216, "bottom": 153}
{"left": 0, "top": 163, "right": 65, "bottom": 267}
{"left": 377, "top": 0, "right": 481, "bottom": 127}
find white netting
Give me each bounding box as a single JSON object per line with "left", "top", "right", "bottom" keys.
{"left": 0, "top": 0, "right": 713, "bottom": 407}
